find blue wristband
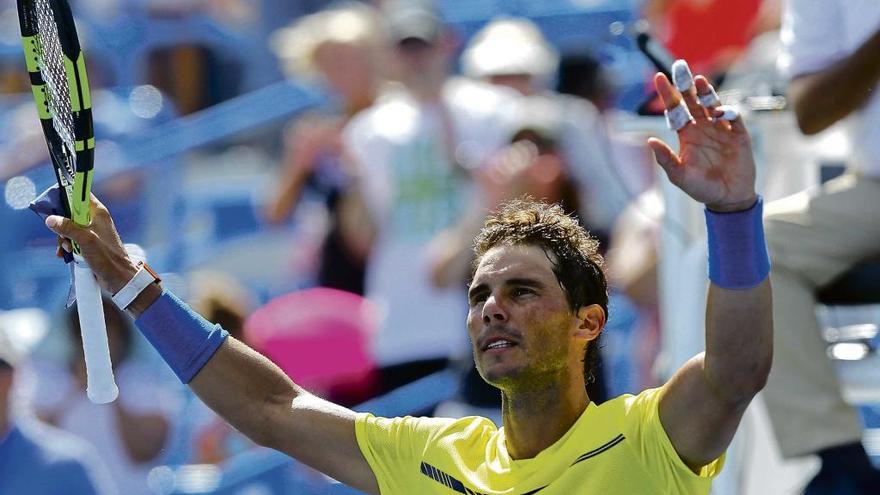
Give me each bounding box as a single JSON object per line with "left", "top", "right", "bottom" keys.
{"left": 705, "top": 197, "right": 770, "bottom": 289}
{"left": 135, "top": 290, "right": 229, "bottom": 383}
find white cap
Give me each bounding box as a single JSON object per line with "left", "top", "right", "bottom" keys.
{"left": 461, "top": 18, "right": 559, "bottom": 81}
{"left": 270, "top": 3, "right": 380, "bottom": 78}
{"left": 0, "top": 309, "right": 48, "bottom": 367}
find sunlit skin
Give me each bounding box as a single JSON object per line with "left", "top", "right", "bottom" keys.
{"left": 487, "top": 73, "right": 535, "bottom": 96}
{"left": 391, "top": 37, "right": 453, "bottom": 101}
{"left": 313, "top": 41, "right": 378, "bottom": 115}
{"left": 0, "top": 365, "right": 11, "bottom": 435}
{"left": 467, "top": 244, "right": 605, "bottom": 459}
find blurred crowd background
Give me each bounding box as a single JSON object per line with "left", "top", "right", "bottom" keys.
{"left": 0, "top": 0, "right": 878, "bottom": 494}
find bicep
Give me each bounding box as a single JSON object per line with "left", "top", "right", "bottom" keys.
{"left": 658, "top": 354, "right": 748, "bottom": 471}
{"left": 270, "top": 394, "right": 379, "bottom": 494}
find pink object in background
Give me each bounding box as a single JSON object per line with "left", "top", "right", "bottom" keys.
{"left": 244, "top": 288, "right": 378, "bottom": 402}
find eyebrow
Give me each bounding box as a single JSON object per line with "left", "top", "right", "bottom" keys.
{"left": 467, "top": 277, "right": 547, "bottom": 300}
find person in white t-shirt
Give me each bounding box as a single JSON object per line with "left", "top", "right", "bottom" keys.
{"left": 763, "top": 1, "right": 880, "bottom": 492}
{"left": 341, "top": 0, "right": 516, "bottom": 397}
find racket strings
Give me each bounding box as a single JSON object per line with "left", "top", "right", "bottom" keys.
{"left": 34, "top": 0, "right": 76, "bottom": 176}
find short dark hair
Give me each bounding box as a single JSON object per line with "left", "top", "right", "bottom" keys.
{"left": 472, "top": 199, "right": 608, "bottom": 385}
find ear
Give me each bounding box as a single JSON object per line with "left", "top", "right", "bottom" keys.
{"left": 574, "top": 304, "right": 605, "bottom": 342}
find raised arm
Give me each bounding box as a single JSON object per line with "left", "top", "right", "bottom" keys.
{"left": 646, "top": 63, "right": 773, "bottom": 470}
{"left": 44, "top": 201, "right": 380, "bottom": 494}
{"left": 788, "top": 28, "right": 880, "bottom": 134}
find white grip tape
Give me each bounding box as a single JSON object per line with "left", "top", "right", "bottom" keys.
{"left": 672, "top": 59, "right": 694, "bottom": 92}
{"left": 73, "top": 259, "right": 119, "bottom": 404}
{"left": 665, "top": 101, "right": 694, "bottom": 131}
{"left": 698, "top": 87, "right": 721, "bottom": 108}
{"left": 716, "top": 105, "right": 740, "bottom": 121}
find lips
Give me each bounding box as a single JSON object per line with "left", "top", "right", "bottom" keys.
{"left": 479, "top": 333, "right": 519, "bottom": 352}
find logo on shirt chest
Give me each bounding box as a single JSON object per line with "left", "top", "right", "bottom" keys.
{"left": 419, "top": 434, "right": 627, "bottom": 494}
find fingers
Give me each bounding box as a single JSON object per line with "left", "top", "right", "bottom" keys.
{"left": 45, "top": 215, "right": 92, "bottom": 247}
{"left": 647, "top": 137, "right": 684, "bottom": 184}
{"left": 695, "top": 76, "right": 721, "bottom": 111}
{"left": 694, "top": 75, "right": 732, "bottom": 131}
{"left": 89, "top": 193, "right": 110, "bottom": 219}
{"left": 713, "top": 105, "right": 747, "bottom": 134}
{"left": 672, "top": 60, "right": 710, "bottom": 123}
{"left": 656, "top": 73, "right": 694, "bottom": 132}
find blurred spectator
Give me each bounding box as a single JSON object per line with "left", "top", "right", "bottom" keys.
{"left": 462, "top": 18, "right": 651, "bottom": 243}
{"left": 762, "top": 1, "right": 880, "bottom": 492}
{"left": 341, "top": 0, "right": 516, "bottom": 399}
{"left": 0, "top": 309, "right": 116, "bottom": 495}
{"left": 556, "top": 52, "right": 613, "bottom": 115}
{"left": 35, "top": 297, "right": 177, "bottom": 495}
{"left": 460, "top": 17, "right": 559, "bottom": 97}
{"left": 264, "top": 3, "right": 384, "bottom": 295}
{"left": 186, "top": 270, "right": 256, "bottom": 464}
{"left": 644, "top": 0, "right": 780, "bottom": 76}
{"left": 605, "top": 189, "right": 664, "bottom": 390}
{"left": 428, "top": 98, "right": 583, "bottom": 290}
{"left": 270, "top": 2, "right": 381, "bottom": 116}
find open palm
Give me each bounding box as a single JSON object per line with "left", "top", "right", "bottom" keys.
{"left": 648, "top": 72, "right": 758, "bottom": 212}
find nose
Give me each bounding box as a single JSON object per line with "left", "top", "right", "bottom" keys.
{"left": 482, "top": 294, "right": 507, "bottom": 325}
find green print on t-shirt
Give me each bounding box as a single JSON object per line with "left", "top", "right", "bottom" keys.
{"left": 390, "top": 137, "right": 464, "bottom": 241}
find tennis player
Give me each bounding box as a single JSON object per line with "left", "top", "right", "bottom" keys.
{"left": 44, "top": 65, "right": 771, "bottom": 494}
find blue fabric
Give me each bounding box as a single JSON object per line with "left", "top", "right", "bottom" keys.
{"left": 705, "top": 197, "right": 770, "bottom": 289}
{"left": 29, "top": 184, "right": 73, "bottom": 264}
{"left": 135, "top": 290, "right": 229, "bottom": 383}
{"left": 0, "top": 421, "right": 114, "bottom": 495}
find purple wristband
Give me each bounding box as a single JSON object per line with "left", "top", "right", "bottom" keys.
{"left": 135, "top": 290, "right": 229, "bottom": 383}
{"left": 705, "top": 197, "right": 770, "bottom": 289}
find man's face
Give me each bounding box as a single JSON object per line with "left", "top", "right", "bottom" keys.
{"left": 467, "top": 244, "right": 585, "bottom": 389}
{"left": 391, "top": 37, "right": 448, "bottom": 87}
{"left": 313, "top": 41, "right": 376, "bottom": 103}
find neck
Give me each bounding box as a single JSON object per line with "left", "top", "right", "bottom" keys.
{"left": 501, "top": 372, "right": 589, "bottom": 460}
{"left": 0, "top": 406, "right": 9, "bottom": 438}
{"left": 344, "top": 89, "right": 376, "bottom": 117}
{"left": 405, "top": 77, "right": 445, "bottom": 103}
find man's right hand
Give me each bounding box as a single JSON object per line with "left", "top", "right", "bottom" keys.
{"left": 45, "top": 194, "right": 381, "bottom": 494}
{"left": 44, "top": 195, "right": 139, "bottom": 295}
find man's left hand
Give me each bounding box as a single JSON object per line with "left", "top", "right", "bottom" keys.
{"left": 647, "top": 63, "right": 758, "bottom": 212}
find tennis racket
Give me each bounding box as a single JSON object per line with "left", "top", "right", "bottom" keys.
{"left": 18, "top": 0, "right": 118, "bottom": 404}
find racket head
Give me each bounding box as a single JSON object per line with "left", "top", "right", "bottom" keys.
{"left": 17, "top": 0, "right": 94, "bottom": 238}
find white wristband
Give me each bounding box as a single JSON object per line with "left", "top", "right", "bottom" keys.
{"left": 112, "top": 262, "right": 160, "bottom": 310}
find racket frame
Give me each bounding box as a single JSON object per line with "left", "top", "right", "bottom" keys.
{"left": 18, "top": 0, "right": 117, "bottom": 404}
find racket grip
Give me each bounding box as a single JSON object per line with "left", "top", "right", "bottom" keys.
{"left": 73, "top": 260, "right": 119, "bottom": 404}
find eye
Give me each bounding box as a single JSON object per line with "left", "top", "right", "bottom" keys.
{"left": 469, "top": 292, "right": 488, "bottom": 307}
{"left": 512, "top": 287, "right": 535, "bottom": 298}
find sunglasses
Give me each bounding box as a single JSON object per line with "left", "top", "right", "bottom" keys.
{"left": 0, "top": 359, "right": 11, "bottom": 371}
